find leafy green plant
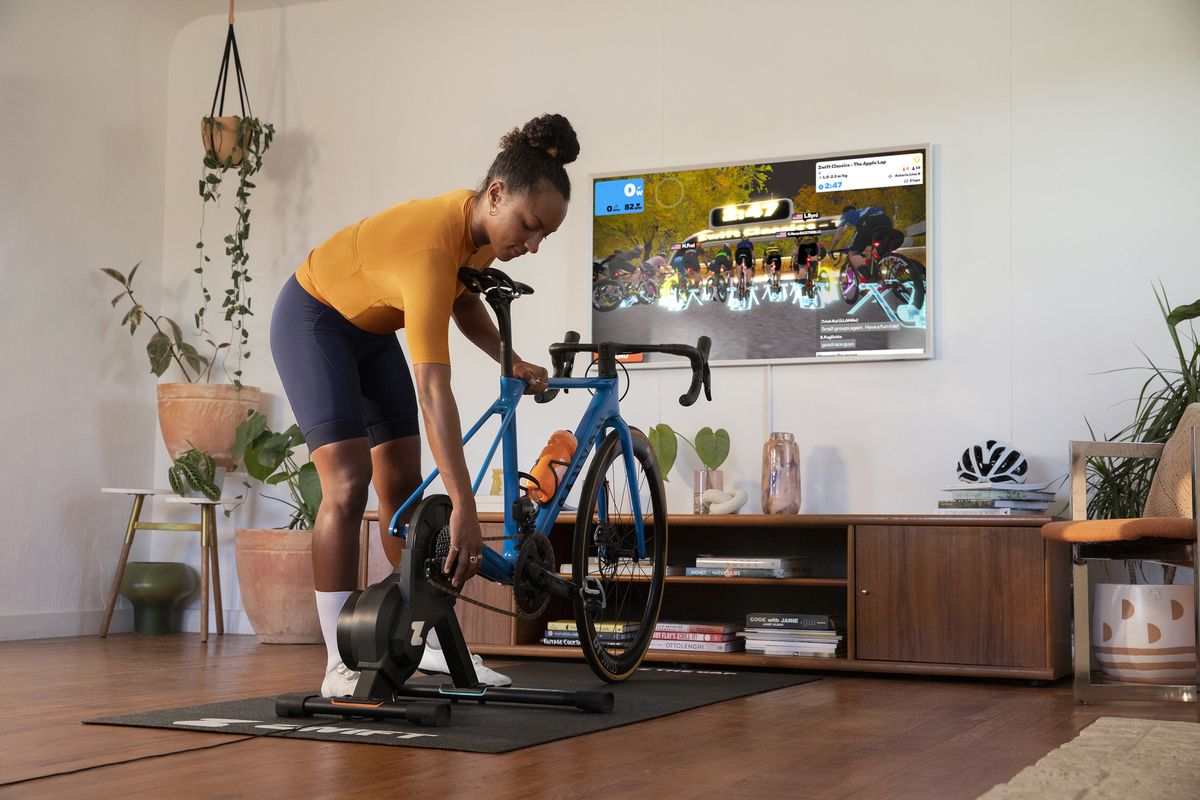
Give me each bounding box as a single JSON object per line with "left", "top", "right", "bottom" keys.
{"left": 101, "top": 264, "right": 223, "bottom": 381}
{"left": 168, "top": 444, "right": 222, "bottom": 501}
{"left": 197, "top": 116, "right": 275, "bottom": 388}
{"left": 233, "top": 410, "right": 321, "bottom": 530}
{"left": 648, "top": 424, "right": 731, "bottom": 480}
{"left": 1086, "top": 285, "right": 1200, "bottom": 521}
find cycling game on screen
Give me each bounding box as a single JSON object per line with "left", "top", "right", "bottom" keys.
{"left": 591, "top": 146, "right": 929, "bottom": 365}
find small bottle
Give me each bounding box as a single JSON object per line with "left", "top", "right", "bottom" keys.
{"left": 526, "top": 430, "right": 577, "bottom": 503}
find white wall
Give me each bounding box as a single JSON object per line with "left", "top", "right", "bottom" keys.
{"left": 4, "top": 0, "right": 1198, "bottom": 638}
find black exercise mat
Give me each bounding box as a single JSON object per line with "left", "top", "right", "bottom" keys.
{"left": 86, "top": 661, "right": 818, "bottom": 753}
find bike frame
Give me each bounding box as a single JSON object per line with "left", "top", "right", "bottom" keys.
{"left": 387, "top": 375, "right": 647, "bottom": 588}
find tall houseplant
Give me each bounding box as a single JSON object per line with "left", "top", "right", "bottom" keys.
{"left": 1086, "top": 284, "right": 1199, "bottom": 584}
{"left": 231, "top": 411, "right": 323, "bottom": 644}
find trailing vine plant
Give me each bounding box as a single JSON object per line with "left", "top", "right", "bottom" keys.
{"left": 196, "top": 116, "right": 275, "bottom": 388}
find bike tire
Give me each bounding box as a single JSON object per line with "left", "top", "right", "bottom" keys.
{"left": 592, "top": 280, "right": 622, "bottom": 312}
{"left": 637, "top": 279, "right": 658, "bottom": 304}
{"left": 838, "top": 265, "right": 860, "bottom": 304}
{"left": 572, "top": 427, "right": 667, "bottom": 683}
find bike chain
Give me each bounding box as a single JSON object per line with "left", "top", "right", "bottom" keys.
{"left": 419, "top": 529, "right": 545, "bottom": 620}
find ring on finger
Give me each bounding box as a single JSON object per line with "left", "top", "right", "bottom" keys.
{"left": 468, "top": 554, "right": 481, "bottom": 563}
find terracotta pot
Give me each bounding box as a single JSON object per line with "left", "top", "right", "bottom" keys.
{"left": 235, "top": 528, "right": 322, "bottom": 644}
{"left": 201, "top": 115, "right": 244, "bottom": 165}
{"left": 157, "top": 383, "right": 260, "bottom": 469}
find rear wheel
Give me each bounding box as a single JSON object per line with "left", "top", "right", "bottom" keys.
{"left": 573, "top": 428, "right": 667, "bottom": 682}
{"left": 592, "top": 280, "right": 622, "bottom": 312}
{"left": 890, "top": 257, "right": 926, "bottom": 310}
{"left": 839, "top": 264, "right": 860, "bottom": 304}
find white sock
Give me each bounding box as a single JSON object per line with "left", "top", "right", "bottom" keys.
{"left": 314, "top": 590, "right": 352, "bottom": 673}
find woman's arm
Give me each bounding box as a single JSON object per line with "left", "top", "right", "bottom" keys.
{"left": 412, "top": 361, "right": 481, "bottom": 587}
{"left": 451, "top": 292, "right": 516, "bottom": 365}
{"left": 451, "top": 293, "right": 549, "bottom": 393}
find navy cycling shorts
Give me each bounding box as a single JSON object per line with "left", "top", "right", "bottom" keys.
{"left": 270, "top": 275, "right": 419, "bottom": 453}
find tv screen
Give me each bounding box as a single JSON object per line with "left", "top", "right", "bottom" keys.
{"left": 590, "top": 145, "right": 930, "bottom": 365}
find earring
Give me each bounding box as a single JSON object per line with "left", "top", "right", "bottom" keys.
{"left": 489, "top": 205, "right": 498, "bottom": 216}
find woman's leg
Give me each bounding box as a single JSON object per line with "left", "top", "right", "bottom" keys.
{"left": 310, "top": 438, "right": 373, "bottom": 590}
{"left": 370, "top": 435, "right": 423, "bottom": 568}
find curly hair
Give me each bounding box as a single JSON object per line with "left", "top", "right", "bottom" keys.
{"left": 479, "top": 113, "right": 580, "bottom": 200}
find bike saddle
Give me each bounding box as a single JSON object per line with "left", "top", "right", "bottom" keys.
{"left": 459, "top": 266, "right": 534, "bottom": 298}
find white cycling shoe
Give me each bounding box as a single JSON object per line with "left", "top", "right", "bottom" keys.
{"left": 419, "top": 646, "right": 512, "bottom": 687}
{"left": 320, "top": 649, "right": 511, "bottom": 697}
{"left": 320, "top": 662, "right": 360, "bottom": 698}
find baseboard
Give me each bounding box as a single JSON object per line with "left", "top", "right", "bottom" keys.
{"left": 0, "top": 608, "right": 134, "bottom": 641}
{"left": 0, "top": 608, "right": 259, "bottom": 641}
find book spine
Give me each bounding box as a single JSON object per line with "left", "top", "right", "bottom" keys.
{"left": 653, "top": 622, "right": 737, "bottom": 634}
{"left": 648, "top": 639, "right": 744, "bottom": 652}
{"left": 695, "top": 558, "right": 800, "bottom": 569}
{"left": 932, "top": 507, "right": 1018, "bottom": 515}
{"left": 685, "top": 567, "right": 797, "bottom": 578}
{"left": 746, "top": 647, "right": 841, "bottom": 658}
{"left": 539, "top": 637, "right": 581, "bottom": 647}
{"left": 546, "top": 620, "right": 638, "bottom": 632}
{"left": 942, "top": 490, "right": 1054, "bottom": 500}
{"left": 651, "top": 631, "right": 735, "bottom": 642}
{"left": 745, "top": 614, "right": 841, "bottom": 629}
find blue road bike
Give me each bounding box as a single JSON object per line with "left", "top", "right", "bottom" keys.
{"left": 281, "top": 266, "right": 712, "bottom": 723}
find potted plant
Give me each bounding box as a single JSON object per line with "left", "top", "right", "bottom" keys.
{"left": 231, "top": 410, "right": 324, "bottom": 644}
{"left": 101, "top": 264, "right": 260, "bottom": 468}
{"left": 1085, "top": 285, "right": 1199, "bottom": 681}
{"left": 649, "top": 424, "right": 745, "bottom": 513}
{"left": 167, "top": 444, "right": 224, "bottom": 501}
{"left": 196, "top": 114, "right": 274, "bottom": 390}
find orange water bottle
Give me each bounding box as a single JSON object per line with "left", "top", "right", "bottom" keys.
{"left": 526, "top": 430, "right": 577, "bottom": 503}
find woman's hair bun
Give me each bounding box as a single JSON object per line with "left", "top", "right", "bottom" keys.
{"left": 498, "top": 114, "right": 579, "bottom": 165}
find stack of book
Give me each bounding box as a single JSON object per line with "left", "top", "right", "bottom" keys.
{"left": 936, "top": 479, "right": 1060, "bottom": 515}
{"left": 540, "top": 619, "right": 638, "bottom": 648}
{"left": 648, "top": 621, "right": 744, "bottom": 652}
{"left": 684, "top": 555, "right": 812, "bottom": 578}
{"left": 739, "top": 612, "right": 846, "bottom": 658}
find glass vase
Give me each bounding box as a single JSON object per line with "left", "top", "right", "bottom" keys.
{"left": 694, "top": 470, "right": 724, "bottom": 514}
{"left": 761, "top": 432, "right": 800, "bottom": 514}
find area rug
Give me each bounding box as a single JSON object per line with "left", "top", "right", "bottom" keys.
{"left": 979, "top": 716, "right": 1200, "bottom": 799}
{"left": 85, "top": 661, "right": 817, "bottom": 753}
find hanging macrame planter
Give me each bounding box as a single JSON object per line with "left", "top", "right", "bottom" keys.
{"left": 201, "top": 1, "right": 253, "bottom": 165}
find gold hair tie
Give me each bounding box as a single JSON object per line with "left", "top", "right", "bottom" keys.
{"left": 546, "top": 146, "right": 559, "bottom": 158}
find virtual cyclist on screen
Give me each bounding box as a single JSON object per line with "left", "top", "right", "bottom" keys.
{"left": 827, "top": 205, "right": 896, "bottom": 277}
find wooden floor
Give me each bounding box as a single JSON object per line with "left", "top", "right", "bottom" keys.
{"left": 2, "top": 634, "right": 1195, "bottom": 800}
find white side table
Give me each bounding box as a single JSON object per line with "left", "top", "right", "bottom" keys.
{"left": 100, "top": 489, "right": 239, "bottom": 642}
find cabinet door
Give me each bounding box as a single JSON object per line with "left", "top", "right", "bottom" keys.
{"left": 855, "top": 525, "right": 1046, "bottom": 667}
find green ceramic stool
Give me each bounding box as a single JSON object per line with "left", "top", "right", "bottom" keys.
{"left": 119, "top": 562, "right": 198, "bottom": 634}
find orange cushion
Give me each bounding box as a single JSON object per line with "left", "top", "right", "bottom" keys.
{"left": 1041, "top": 516, "right": 1196, "bottom": 543}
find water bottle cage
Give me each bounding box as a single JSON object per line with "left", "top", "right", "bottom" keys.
{"left": 518, "top": 460, "right": 571, "bottom": 505}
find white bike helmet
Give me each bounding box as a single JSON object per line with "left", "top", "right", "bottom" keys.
{"left": 956, "top": 440, "right": 1028, "bottom": 484}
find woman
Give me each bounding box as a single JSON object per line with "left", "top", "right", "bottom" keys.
{"left": 270, "top": 114, "right": 579, "bottom": 697}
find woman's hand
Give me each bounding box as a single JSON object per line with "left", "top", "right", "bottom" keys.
{"left": 513, "top": 360, "right": 550, "bottom": 395}
{"left": 444, "top": 504, "right": 484, "bottom": 587}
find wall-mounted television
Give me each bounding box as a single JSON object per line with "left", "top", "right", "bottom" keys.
{"left": 590, "top": 145, "right": 931, "bottom": 366}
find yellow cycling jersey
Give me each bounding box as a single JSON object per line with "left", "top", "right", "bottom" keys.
{"left": 295, "top": 189, "right": 495, "bottom": 365}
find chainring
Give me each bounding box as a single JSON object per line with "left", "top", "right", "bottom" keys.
{"left": 513, "top": 533, "right": 556, "bottom": 617}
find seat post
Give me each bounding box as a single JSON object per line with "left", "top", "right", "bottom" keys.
{"left": 483, "top": 294, "right": 516, "bottom": 379}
